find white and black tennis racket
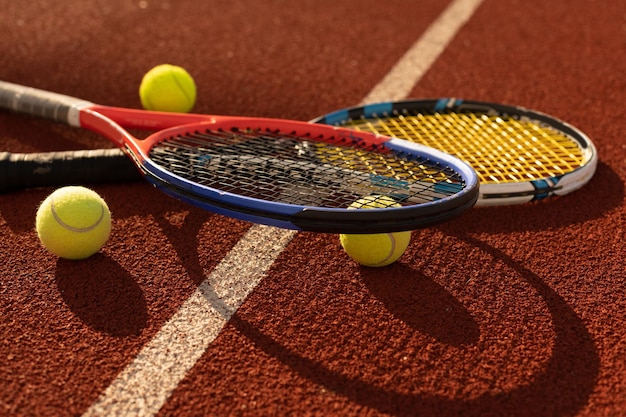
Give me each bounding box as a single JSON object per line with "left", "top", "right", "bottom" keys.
{"left": 312, "top": 99, "right": 597, "bottom": 206}
{"left": 0, "top": 81, "right": 478, "bottom": 233}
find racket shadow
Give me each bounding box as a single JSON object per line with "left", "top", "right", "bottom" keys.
{"left": 446, "top": 161, "right": 622, "bottom": 234}
{"left": 55, "top": 253, "right": 148, "bottom": 337}
{"left": 150, "top": 202, "right": 252, "bottom": 318}
{"left": 359, "top": 264, "right": 480, "bottom": 347}
{"left": 229, "top": 238, "right": 598, "bottom": 417}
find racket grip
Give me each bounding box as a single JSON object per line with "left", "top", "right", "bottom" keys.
{"left": 0, "top": 80, "right": 93, "bottom": 126}
{"left": 0, "top": 149, "right": 143, "bottom": 192}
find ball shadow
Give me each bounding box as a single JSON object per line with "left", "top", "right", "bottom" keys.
{"left": 359, "top": 264, "right": 480, "bottom": 347}
{"left": 55, "top": 253, "right": 148, "bottom": 337}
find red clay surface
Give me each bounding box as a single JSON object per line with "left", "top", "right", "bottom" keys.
{"left": 1, "top": 0, "right": 625, "bottom": 416}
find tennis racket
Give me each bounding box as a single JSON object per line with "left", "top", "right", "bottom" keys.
{"left": 0, "top": 148, "right": 140, "bottom": 192}
{"left": 0, "top": 81, "right": 478, "bottom": 233}
{"left": 312, "top": 99, "right": 597, "bottom": 206}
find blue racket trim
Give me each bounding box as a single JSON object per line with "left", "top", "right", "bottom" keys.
{"left": 139, "top": 148, "right": 479, "bottom": 234}
{"left": 362, "top": 102, "right": 394, "bottom": 117}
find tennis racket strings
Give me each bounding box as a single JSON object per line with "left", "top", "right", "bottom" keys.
{"left": 347, "top": 111, "right": 586, "bottom": 185}
{"left": 148, "top": 127, "right": 466, "bottom": 208}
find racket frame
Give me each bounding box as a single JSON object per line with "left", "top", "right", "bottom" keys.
{"left": 138, "top": 133, "right": 479, "bottom": 232}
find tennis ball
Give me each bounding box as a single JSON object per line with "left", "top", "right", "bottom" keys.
{"left": 339, "top": 196, "right": 411, "bottom": 267}
{"left": 35, "top": 186, "right": 112, "bottom": 260}
{"left": 139, "top": 64, "right": 197, "bottom": 113}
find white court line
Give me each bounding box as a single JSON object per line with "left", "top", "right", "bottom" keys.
{"left": 82, "top": 0, "right": 484, "bottom": 415}
{"left": 83, "top": 226, "right": 297, "bottom": 417}
{"left": 362, "top": 0, "right": 484, "bottom": 104}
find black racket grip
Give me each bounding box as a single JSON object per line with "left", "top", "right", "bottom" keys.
{"left": 0, "top": 148, "right": 143, "bottom": 192}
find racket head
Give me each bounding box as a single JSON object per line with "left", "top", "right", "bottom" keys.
{"left": 0, "top": 81, "right": 478, "bottom": 232}
{"left": 311, "top": 99, "right": 598, "bottom": 206}
{"left": 135, "top": 117, "right": 479, "bottom": 233}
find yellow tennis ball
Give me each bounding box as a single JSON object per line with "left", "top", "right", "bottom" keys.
{"left": 35, "top": 186, "right": 112, "bottom": 260}
{"left": 139, "top": 64, "right": 197, "bottom": 113}
{"left": 339, "top": 196, "right": 411, "bottom": 267}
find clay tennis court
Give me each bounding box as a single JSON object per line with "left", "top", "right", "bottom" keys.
{"left": 1, "top": 0, "right": 625, "bottom": 416}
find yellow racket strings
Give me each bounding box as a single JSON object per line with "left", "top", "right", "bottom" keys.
{"left": 349, "top": 113, "right": 585, "bottom": 184}
{"left": 310, "top": 144, "right": 454, "bottom": 184}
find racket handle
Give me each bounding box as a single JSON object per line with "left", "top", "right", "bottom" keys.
{"left": 0, "top": 80, "right": 92, "bottom": 126}
{"left": 0, "top": 148, "right": 142, "bottom": 192}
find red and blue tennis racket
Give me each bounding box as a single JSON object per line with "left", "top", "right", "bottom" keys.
{"left": 0, "top": 81, "right": 478, "bottom": 233}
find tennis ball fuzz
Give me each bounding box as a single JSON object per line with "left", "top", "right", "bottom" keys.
{"left": 35, "top": 186, "right": 111, "bottom": 260}
{"left": 340, "top": 232, "right": 411, "bottom": 267}
{"left": 339, "top": 196, "right": 411, "bottom": 267}
{"left": 139, "top": 64, "right": 197, "bottom": 113}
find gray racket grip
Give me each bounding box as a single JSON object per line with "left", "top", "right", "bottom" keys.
{"left": 0, "top": 80, "right": 92, "bottom": 126}
{"left": 0, "top": 149, "right": 142, "bottom": 192}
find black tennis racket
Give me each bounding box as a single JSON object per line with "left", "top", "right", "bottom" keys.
{"left": 0, "top": 81, "right": 478, "bottom": 233}
{"left": 0, "top": 148, "right": 140, "bottom": 191}
{"left": 312, "top": 99, "right": 597, "bottom": 206}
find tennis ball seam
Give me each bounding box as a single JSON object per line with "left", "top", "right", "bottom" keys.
{"left": 170, "top": 71, "right": 194, "bottom": 107}
{"left": 372, "top": 233, "right": 397, "bottom": 267}
{"left": 36, "top": 186, "right": 112, "bottom": 260}
{"left": 140, "top": 64, "right": 196, "bottom": 112}
{"left": 51, "top": 198, "right": 104, "bottom": 233}
{"left": 340, "top": 195, "right": 411, "bottom": 267}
